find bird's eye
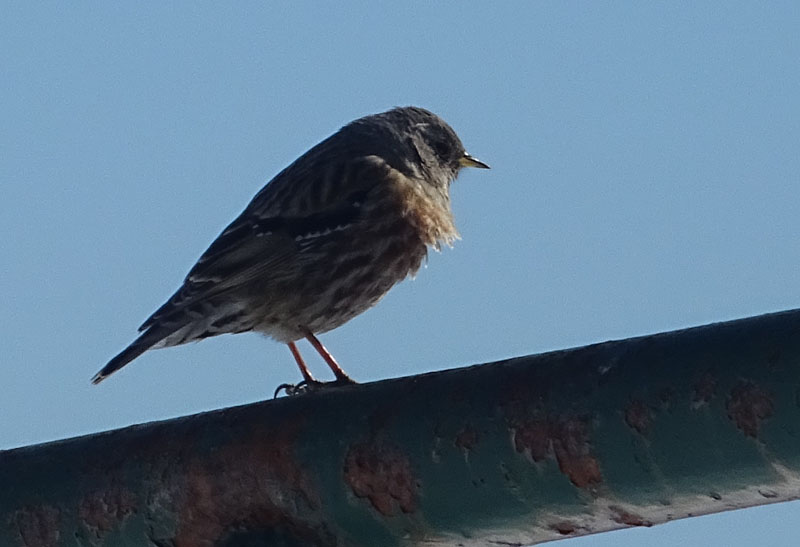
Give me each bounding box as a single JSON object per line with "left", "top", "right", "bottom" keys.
{"left": 431, "top": 139, "right": 451, "bottom": 158}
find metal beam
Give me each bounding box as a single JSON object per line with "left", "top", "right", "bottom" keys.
{"left": 3, "top": 309, "right": 800, "bottom": 546}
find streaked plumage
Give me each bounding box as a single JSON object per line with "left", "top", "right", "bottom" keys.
{"left": 92, "top": 106, "right": 489, "bottom": 388}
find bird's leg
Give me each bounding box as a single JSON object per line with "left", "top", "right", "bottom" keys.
{"left": 274, "top": 334, "right": 356, "bottom": 397}
{"left": 274, "top": 341, "right": 320, "bottom": 397}
{"left": 303, "top": 329, "right": 356, "bottom": 384}
{"left": 288, "top": 341, "right": 317, "bottom": 384}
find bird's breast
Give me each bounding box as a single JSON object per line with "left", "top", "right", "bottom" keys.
{"left": 378, "top": 169, "right": 459, "bottom": 250}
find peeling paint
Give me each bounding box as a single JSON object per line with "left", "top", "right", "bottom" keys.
{"left": 512, "top": 417, "right": 603, "bottom": 488}
{"left": 551, "top": 419, "right": 603, "bottom": 488}
{"left": 12, "top": 505, "right": 60, "bottom": 547}
{"left": 549, "top": 521, "right": 579, "bottom": 535}
{"left": 727, "top": 381, "right": 774, "bottom": 438}
{"left": 624, "top": 400, "right": 652, "bottom": 435}
{"left": 343, "top": 441, "right": 418, "bottom": 516}
{"left": 78, "top": 485, "right": 136, "bottom": 537}
{"left": 692, "top": 371, "right": 717, "bottom": 408}
{"left": 171, "top": 420, "right": 325, "bottom": 547}
{"left": 511, "top": 420, "right": 549, "bottom": 463}
{"left": 454, "top": 426, "right": 479, "bottom": 451}
{"left": 610, "top": 505, "right": 653, "bottom": 527}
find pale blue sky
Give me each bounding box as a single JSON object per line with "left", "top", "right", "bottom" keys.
{"left": 2, "top": 2, "right": 800, "bottom": 545}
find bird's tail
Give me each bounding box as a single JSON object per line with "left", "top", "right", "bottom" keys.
{"left": 92, "top": 326, "right": 174, "bottom": 384}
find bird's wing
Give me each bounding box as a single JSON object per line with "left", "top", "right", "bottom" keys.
{"left": 138, "top": 153, "right": 385, "bottom": 332}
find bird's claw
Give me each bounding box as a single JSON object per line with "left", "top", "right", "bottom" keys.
{"left": 273, "top": 377, "right": 357, "bottom": 398}
{"left": 274, "top": 381, "right": 309, "bottom": 398}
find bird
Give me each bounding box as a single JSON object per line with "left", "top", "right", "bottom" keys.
{"left": 92, "top": 106, "right": 489, "bottom": 391}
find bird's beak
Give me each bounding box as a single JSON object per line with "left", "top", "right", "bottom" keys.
{"left": 459, "top": 153, "right": 490, "bottom": 169}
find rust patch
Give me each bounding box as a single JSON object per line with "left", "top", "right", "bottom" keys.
{"left": 624, "top": 400, "right": 652, "bottom": 435}
{"left": 727, "top": 381, "right": 774, "bottom": 438}
{"left": 610, "top": 505, "right": 652, "bottom": 527}
{"left": 455, "top": 426, "right": 479, "bottom": 451}
{"left": 343, "top": 441, "right": 418, "bottom": 516}
{"left": 692, "top": 371, "right": 717, "bottom": 407}
{"left": 513, "top": 417, "right": 602, "bottom": 488}
{"left": 172, "top": 418, "right": 326, "bottom": 547}
{"left": 552, "top": 419, "right": 603, "bottom": 488}
{"left": 512, "top": 419, "right": 550, "bottom": 462}
{"left": 78, "top": 485, "right": 136, "bottom": 537}
{"left": 13, "top": 505, "right": 60, "bottom": 547}
{"left": 550, "top": 521, "right": 579, "bottom": 535}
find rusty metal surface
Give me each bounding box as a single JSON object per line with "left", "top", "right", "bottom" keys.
{"left": 3, "top": 309, "right": 800, "bottom": 546}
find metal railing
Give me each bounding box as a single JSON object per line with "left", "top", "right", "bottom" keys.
{"left": 3, "top": 309, "right": 800, "bottom": 546}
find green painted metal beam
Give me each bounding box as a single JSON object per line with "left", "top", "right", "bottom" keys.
{"left": 3, "top": 309, "right": 800, "bottom": 546}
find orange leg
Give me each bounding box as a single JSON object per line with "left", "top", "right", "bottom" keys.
{"left": 287, "top": 341, "right": 317, "bottom": 384}
{"left": 303, "top": 329, "right": 355, "bottom": 383}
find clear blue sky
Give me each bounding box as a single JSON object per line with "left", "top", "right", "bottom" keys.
{"left": 2, "top": 2, "right": 799, "bottom": 545}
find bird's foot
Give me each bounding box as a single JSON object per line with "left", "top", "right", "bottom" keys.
{"left": 273, "top": 376, "right": 357, "bottom": 398}
{"left": 273, "top": 381, "right": 310, "bottom": 397}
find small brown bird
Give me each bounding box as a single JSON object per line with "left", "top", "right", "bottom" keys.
{"left": 92, "top": 106, "right": 489, "bottom": 390}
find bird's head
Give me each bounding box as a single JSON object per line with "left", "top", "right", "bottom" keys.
{"left": 358, "top": 106, "right": 489, "bottom": 189}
